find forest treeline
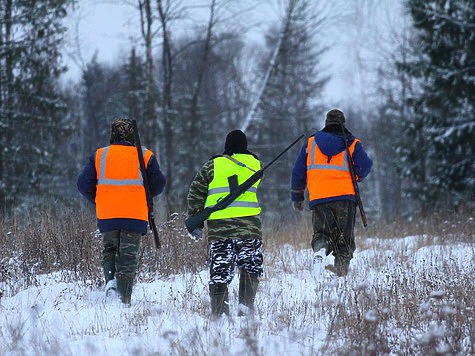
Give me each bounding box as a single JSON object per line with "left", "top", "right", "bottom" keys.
{"left": 0, "top": 0, "right": 473, "bottom": 223}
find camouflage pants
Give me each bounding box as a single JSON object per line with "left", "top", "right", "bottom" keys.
{"left": 208, "top": 238, "right": 263, "bottom": 285}
{"left": 311, "top": 200, "right": 356, "bottom": 260}
{"left": 102, "top": 230, "right": 141, "bottom": 283}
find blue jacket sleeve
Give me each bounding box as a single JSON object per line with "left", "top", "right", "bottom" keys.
{"left": 77, "top": 153, "right": 97, "bottom": 204}
{"left": 352, "top": 142, "right": 373, "bottom": 181}
{"left": 147, "top": 155, "right": 166, "bottom": 197}
{"left": 290, "top": 143, "right": 308, "bottom": 201}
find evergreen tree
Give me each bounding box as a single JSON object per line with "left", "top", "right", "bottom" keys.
{"left": 80, "top": 55, "right": 131, "bottom": 156}
{"left": 371, "top": 25, "right": 423, "bottom": 221}
{"left": 249, "top": 0, "right": 329, "bottom": 217}
{"left": 0, "top": 0, "right": 73, "bottom": 209}
{"left": 399, "top": 0, "right": 475, "bottom": 214}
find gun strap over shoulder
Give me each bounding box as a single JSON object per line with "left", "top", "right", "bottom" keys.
{"left": 223, "top": 154, "right": 258, "bottom": 172}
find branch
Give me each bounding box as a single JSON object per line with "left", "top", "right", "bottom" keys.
{"left": 240, "top": 25, "right": 285, "bottom": 132}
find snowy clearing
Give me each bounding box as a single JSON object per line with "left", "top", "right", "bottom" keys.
{"left": 1, "top": 235, "right": 473, "bottom": 355}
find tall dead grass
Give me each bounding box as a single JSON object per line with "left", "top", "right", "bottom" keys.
{"left": 0, "top": 204, "right": 473, "bottom": 354}
{"left": 1, "top": 204, "right": 472, "bottom": 294}
{"left": 263, "top": 208, "right": 474, "bottom": 355}
{"left": 0, "top": 205, "right": 207, "bottom": 297}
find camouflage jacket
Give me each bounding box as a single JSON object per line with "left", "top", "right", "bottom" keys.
{"left": 187, "top": 157, "right": 262, "bottom": 242}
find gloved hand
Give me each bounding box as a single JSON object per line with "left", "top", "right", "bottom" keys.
{"left": 187, "top": 228, "right": 203, "bottom": 241}
{"left": 293, "top": 201, "right": 304, "bottom": 211}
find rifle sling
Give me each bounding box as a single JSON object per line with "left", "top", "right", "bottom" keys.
{"left": 223, "top": 154, "right": 258, "bottom": 172}
{"left": 215, "top": 155, "right": 259, "bottom": 206}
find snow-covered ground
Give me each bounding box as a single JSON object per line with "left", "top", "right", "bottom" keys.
{"left": 1, "top": 235, "right": 473, "bottom": 355}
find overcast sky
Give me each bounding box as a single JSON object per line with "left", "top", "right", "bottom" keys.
{"left": 63, "top": 0, "right": 405, "bottom": 107}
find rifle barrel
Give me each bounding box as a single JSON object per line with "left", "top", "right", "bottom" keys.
{"left": 263, "top": 134, "right": 305, "bottom": 170}
{"left": 132, "top": 120, "right": 161, "bottom": 248}
{"left": 340, "top": 124, "right": 367, "bottom": 227}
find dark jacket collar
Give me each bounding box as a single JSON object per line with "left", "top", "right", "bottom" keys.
{"left": 322, "top": 124, "right": 351, "bottom": 135}
{"left": 111, "top": 140, "right": 135, "bottom": 146}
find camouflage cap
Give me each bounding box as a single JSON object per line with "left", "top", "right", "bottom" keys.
{"left": 110, "top": 118, "right": 135, "bottom": 144}
{"left": 325, "top": 109, "right": 346, "bottom": 127}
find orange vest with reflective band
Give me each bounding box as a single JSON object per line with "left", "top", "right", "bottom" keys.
{"left": 95, "top": 145, "right": 152, "bottom": 221}
{"left": 306, "top": 136, "right": 359, "bottom": 201}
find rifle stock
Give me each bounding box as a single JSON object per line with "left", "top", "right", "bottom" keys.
{"left": 132, "top": 120, "right": 161, "bottom": 248}
{"left": 185, "top": 207, "right": 213, "bottom": 233}
{"left": 150, "top": 215, "right": 160, "bottom": 247}
{"left": 185, "top": 135, "right": 304, "bottom": 233}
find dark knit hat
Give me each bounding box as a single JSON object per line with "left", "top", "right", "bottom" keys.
{"left": 110, "top": 118, "right": 135, "bottom": 144}
{"left": 325, "top": 109, "right": 346, "bottom": 127}
{"left": 224, "top": 129, "right": 248, "bottom": 155}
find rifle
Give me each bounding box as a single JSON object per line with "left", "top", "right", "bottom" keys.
{"left": 132, "top": 120, "right": 161, "bottom": 249}
{"left": 340, "top": 123, "right": 368, "bottom": 227}
{"left": 185, "top": 134, "right": 305, "bottom": 233}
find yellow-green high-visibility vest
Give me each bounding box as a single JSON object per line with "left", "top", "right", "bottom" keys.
{"left": 205, "top": 154, "right": 261, "bottom": 220}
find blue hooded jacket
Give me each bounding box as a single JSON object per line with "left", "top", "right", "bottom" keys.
{"left": 77, "top": 141, "right": 166, "bottom": 234}
{"left": 291, "top": 125, "right": 373, "bottom": 208}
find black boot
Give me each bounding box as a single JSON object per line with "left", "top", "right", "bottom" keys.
{"left": 103, "top": 261, "right": 116, "bottom": 284}
{"left": 326, "top": 256, "right": 350, "bottom": 277}
{"left": 238, "top": 272, "right": 259, "bottom": 316}
{"left": 209, "top": 283, "right": 229, "bottom": 317}
{"left": 116, "top": 277, "right": 133, "bottom": 305}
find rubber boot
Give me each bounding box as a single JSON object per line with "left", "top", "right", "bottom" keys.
{"left": 209, "top": 283, "right": 229, "bottom": 318}
{"left": 103, "top": 261, "right": 116, "bottom": 284}
{"left": 334, "top": 256, "right": 350, "bottom": 276}
{"left": 326, "top": 256, "right": 350, "bottom": 277}
{"left": 116, "top": 277, "right": 133, "bottom": 305}
{"left": 311, "top": 239, "right": 328, "bottom": 255}
{"left": 238, "top": 272, "right": 259, "bottom": 316}
{"left": 105, "top": 278, "right": 118, "bottom": 299}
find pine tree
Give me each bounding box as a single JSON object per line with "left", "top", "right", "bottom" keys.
{"left": 400, "top": 0, "right": 475, "bottom": 214}
{"left": 0, "top": 0, "right": 73, "bottom": 209}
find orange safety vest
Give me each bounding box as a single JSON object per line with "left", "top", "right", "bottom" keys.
{"left": 95, "top": 145, "right": 152, "bottom": 221}
{"left": 306, "top": 136, "right": 359, "bottom": 201}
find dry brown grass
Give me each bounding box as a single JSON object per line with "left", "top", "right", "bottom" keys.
{"left": 137, "top": 212, "right": 208, "bottom": 280}
{"left": 0, "top": 206, "right": 208, "bottom": 297}
{"left": 1, "top": 204, "right": 472, "bottom": 294}
{"left": 0, "top": 204, "right": 473, "bottom": 355}
{"left": 0, "top": 206, "right": 101, "bottom": 294}
{"left": 261, "top": 209, "right": 474, "bottom": 355}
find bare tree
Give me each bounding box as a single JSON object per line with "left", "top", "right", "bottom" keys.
{"left": 156, "top": 0, "right": 184, "bottom": 212}
{"left": 154, "top": 0, "right": 255, "bottom": 212}
{"left": 243, "top": 0, "right": 330, "bottom": 217}
{"left": 240, "top": 24, "right": 284, "bottom": 132}
{"left": 137, "top": 0, "right": 160, "bottom": 142}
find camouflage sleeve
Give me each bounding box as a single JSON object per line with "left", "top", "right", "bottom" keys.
{"left": 187, "top": 159, "right": 214, "bottom": 217}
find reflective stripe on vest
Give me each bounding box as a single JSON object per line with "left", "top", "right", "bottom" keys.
{"left": 97, "top": 146, "right": 144, "bottom": 186}
{"left": 207, "top": 186, "right": 258, "bottom": 195}
{"left": 205, "top": 154, "right": 261, "bottom": 220}
{"left": 306, "top": 136, "right": 359, "bottom": 201}
{"left": 95, "top": 145, "right": 152, "bottom": 221}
